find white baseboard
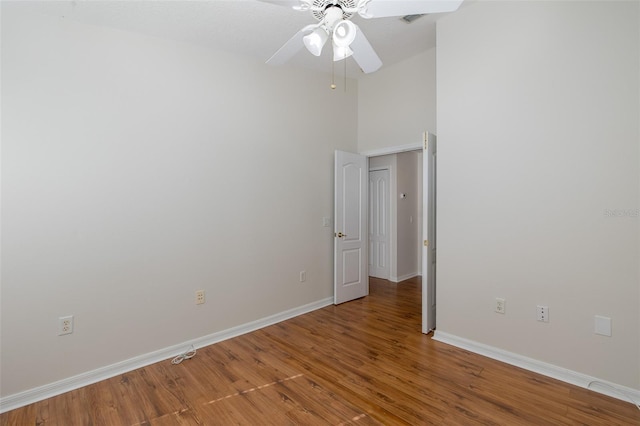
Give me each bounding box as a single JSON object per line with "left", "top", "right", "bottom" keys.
{"left": 370, "top": 272, "right": 420, "bottom": 284}
{"left": 433, "top": 330, "right": 640, "bottom": 406}
{"left": 391, "top": 273, "right": 419, "bottom": 283}
{"left": 0, "top": 297, "right": 333, "bottom": 413}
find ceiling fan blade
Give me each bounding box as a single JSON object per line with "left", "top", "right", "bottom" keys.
{"left": 361, "top": 0, "right": 463, "bottom": 18}
{"left": 266, "top": 24, "right": 316, "bottom": 65}
{"left": 350, "top": 24, "right": 382, "bottom": 73}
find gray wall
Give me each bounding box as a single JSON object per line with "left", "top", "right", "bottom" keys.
{"left": 436, "top": 0, "right": 639, "bottom": 389}
{"left": 1, "top": 8, "right": 358, "bottom": 397}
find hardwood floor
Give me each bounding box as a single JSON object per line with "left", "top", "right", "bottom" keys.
{"left": 2, "top": 276, "right": 639, "bottom": 425}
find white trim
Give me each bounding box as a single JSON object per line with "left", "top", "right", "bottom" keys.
{"left": 397, "top": 272, "right": 419, "bottom": 282}
{"left": 433, "top": 331, "right": 640, "bottom": 405}
{"left": 360, "top": 142, "right": 422, "bottom": 158}
{"left": 368, "top": 165, "right": 389, "bottom": 172}
{"left": 0, "top": 297, "right": 333, "bottom": 413}
{"left": 393, "top": 273, "right": 419, "bottom": 283}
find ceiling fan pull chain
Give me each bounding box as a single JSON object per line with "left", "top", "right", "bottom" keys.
{"left": 331, "top": 50, "right": 336, "bottom": 90}
{"left": 344, "top": 50, "right": 347, "bottom": 92}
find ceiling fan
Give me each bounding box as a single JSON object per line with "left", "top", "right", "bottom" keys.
{"left": 261, "top": 0, "right": 463, "bottom": 74}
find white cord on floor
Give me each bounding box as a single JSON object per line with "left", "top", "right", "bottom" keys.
{"left": 587, "top": 380, "right": 640, "bottom": 411}
{"left": 171, "top": 345, "right": 197, "bottom": 365}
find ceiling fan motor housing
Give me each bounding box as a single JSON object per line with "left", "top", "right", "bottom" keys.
{"left": 311, "top": 0, "right": 357, "bottom": 21}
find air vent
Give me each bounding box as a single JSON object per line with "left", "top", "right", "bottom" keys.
{"left": 401, "top": 13, "right": 425, "bottom": 23}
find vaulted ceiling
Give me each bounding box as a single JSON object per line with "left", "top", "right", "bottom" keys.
{"left": 7, "top": 0, "right": 463, "bottom": 78}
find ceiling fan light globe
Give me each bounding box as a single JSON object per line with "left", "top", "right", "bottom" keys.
{"left": 303, "top": 28, "right": 329, "bottom": 56}
{"left": 333, "top": 20, "right": 357, "bottom": 47}
{"left": 333, "top": 43, "right": 353, "bottom": 61}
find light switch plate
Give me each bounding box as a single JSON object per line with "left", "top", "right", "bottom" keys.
{"left": 594, "top": 315, "right": 612, "bottom": 336}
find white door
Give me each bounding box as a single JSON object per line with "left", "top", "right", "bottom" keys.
{"left": 334, "top": 150, "right": 368, "bottom": 305}
{"left": 422, "top": 133, "right": 437, "bottom": 333}
{"left": 369, "top": 169, "right": 390, "bottom": 279}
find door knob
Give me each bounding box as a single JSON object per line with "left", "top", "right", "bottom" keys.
{"left": 336, "top": 232, "right": 347, "bottom": 238}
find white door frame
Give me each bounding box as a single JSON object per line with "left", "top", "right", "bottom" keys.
{"left": 360, "top": 143, "right": 423, "bottom": 158}
{"left": 422, "top": 133, "right": 436, "bottom": 333}
{"left": 361, "top": 141, "right": 433, "bottom": 334}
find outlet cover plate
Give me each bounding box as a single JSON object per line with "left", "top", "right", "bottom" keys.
{"left": 536, "top": 305, "right": 549, "bottom": 322}
{"left": 58, "top": 315, "right": 74, "bottom": 335}
{"left": 195, "top": 290, "right": 205, "bottom": 305}
{"left": 595, "top": 315, "right": 611, "bottom": 336}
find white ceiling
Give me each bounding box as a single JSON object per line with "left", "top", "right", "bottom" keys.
{"left": 7, "top": 0, "right": 460, "bottom": 78}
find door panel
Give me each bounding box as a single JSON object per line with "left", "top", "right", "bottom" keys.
{"left": 342, "top": 249, "right": 362, "bottom": 285}
{"left": 334, "top": 150, "right": 368, "bottom": 305}
{"left": 369, "top": 169, "right": 390, "bottom": 279}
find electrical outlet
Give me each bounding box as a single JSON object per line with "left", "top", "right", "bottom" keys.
{"left": 495, "top": 298, "right": 505, "bottom": 314}
{"left": 58, "top": 315, "right": 74, "bottom": 335}
{"left": 195, "top": 290, "right": 205, "bottom": 305}
{"left": 537, "top": 305, "right": 549, "bottom": 322}
{"left": 299, "top": 271, "right": 306, "bottom": 282}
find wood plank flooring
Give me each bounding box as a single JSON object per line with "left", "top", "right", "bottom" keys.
{"left": 2, "top": 276, "right": 639, "bottom": 425}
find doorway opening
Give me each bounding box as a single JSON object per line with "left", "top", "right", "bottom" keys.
{"left": 362, "top": 134, "right": 437, "bottom": 334}
{"left": 368, "top": 150, "right": 423, "bottom": 283}
{"left": 334, "top": 135, "right": 436, "bottom": 333}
